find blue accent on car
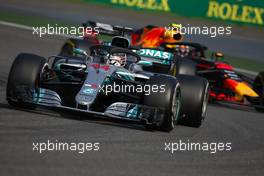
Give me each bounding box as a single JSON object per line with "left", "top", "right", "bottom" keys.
{"left": 136, "top": 48, "right": 173, "bottom": 65}
{"left": 126, "top": 105, "right": 141, "bottom": 119}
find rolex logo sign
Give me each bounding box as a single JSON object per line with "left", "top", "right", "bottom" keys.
{"left": 207, "top": 0, "right": 264, "bottom": 25}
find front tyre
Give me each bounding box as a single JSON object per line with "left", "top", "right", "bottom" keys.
{"left": 253, "top": 72, "right": 264, "bottom": 112}
{"left": 143, "top": 75, "right": 181, "bottom": 132}
{"left": 177, "top": 75, "right": 209, "bottom": 127}
{"left": 6, "top": 53, "right": 46, "bottom": 108}
{"left": 176, "top": 58, "right": 197, "bottom": 76}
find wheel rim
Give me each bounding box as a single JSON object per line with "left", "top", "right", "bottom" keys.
{"left": 201, "top": 83, "right": 209, "bottom": 118}
{"left": 171, "top": 84, "right": 181, "bottom": 127}
{"left": 34, "top": 63, "right": 49, "bottom": 101}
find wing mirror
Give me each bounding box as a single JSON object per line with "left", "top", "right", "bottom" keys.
{"left": 73, "top": 48, "right": 93, "bottom": 63}
{"left": 73, "top": 48, "right": 88, "bottom": 56}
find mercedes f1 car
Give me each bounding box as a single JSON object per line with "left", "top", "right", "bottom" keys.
{"left": 6, "top": 45, "right": 209, "bottom": 131}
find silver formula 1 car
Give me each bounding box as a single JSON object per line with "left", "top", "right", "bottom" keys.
{"left": 6, "top": 45, "right": 208, "bottom": 131}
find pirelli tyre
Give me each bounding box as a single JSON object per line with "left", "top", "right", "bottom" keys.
{"left": 253, "top": 71, "right": 264, "bottom": 112}
{"left": 177, "top": 75, "right": 209, "bottom": 128}
{"left": 6, "top": 53, "right": 46, "bottom": 109}
{"left": 143, "top": 75, "right": 181, "bottom": 132}
{"left": 176, "top": 58, "right": 197, "bottom": 76}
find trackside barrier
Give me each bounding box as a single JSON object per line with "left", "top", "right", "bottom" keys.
{"left": 85, "top": 0, "right": 264, "bottom": 27}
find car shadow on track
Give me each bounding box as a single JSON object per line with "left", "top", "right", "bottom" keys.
{"left": 209, "top": 102, "right": 261, "bottom": 114}
{"left": 0, "top": 102, "right": 161, "bottom": 133}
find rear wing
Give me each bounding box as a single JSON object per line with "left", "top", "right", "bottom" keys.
{"left": 136, "top": 48, "right": 174, "bottom": 65}
{"left": 83, "top": 21, "right": 134, "bottom": 36}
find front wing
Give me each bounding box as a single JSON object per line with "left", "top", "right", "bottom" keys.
{"left": 7, "top": 87, "right": 166, "bottom": 126}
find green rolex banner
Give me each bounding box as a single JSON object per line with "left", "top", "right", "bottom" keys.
{"left": 206, "top": 0, "right": 264, "bottom": 26}
{"left": 84, "top": 0, "right": 264, "bottom": 26}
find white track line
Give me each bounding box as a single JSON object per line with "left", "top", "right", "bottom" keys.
{"left": 0, "top": 20, "right": 32, "bottom": 30}
{"left": 0, "top": 20, "right": 258, "bottom": 76}
{"left": 0, "top": 20, "right": 78, "bottom": 38}
{"left": 234, "top": 68, "right": 257, "bottom": 76}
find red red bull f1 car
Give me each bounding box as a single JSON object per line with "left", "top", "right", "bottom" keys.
{"left": 165, "top": 42, "right": 264, "bottom": 112}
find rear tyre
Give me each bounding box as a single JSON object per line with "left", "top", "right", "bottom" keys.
{"left": 6, "top": 53, "right": 46, "bottom": 109}
{"left": 253, "top": 72, "right": 264, "bottom": 112}
{"left": 177, "top": 75, "right": 209, "bottom": 127}
{"left": 59, "top": 38, "right": 95, "bottom": 57}
{"left": 143, "top": 75, "right": 181, "bottom": 132}
{"left": 54, "top": 38, "right": 95, "bottom": 68}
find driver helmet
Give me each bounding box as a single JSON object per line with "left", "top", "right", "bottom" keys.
{"left": 215, "top": 52, "right": 224, "bottom": 59}
{"left": 107, "top": 53, "right": 127, "bottom": 67}
{"left": 164, "top": 23, "right": 183, "bottom": 44}
{"left": 175, "top": 45, "right": 190, "bottom": 58}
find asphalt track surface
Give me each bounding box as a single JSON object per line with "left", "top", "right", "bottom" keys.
{"left": 0, "top": 0, "right": 264, "bottom": 62}
{"left": 1, "top": 21, "right": 264, "bottom": 176}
